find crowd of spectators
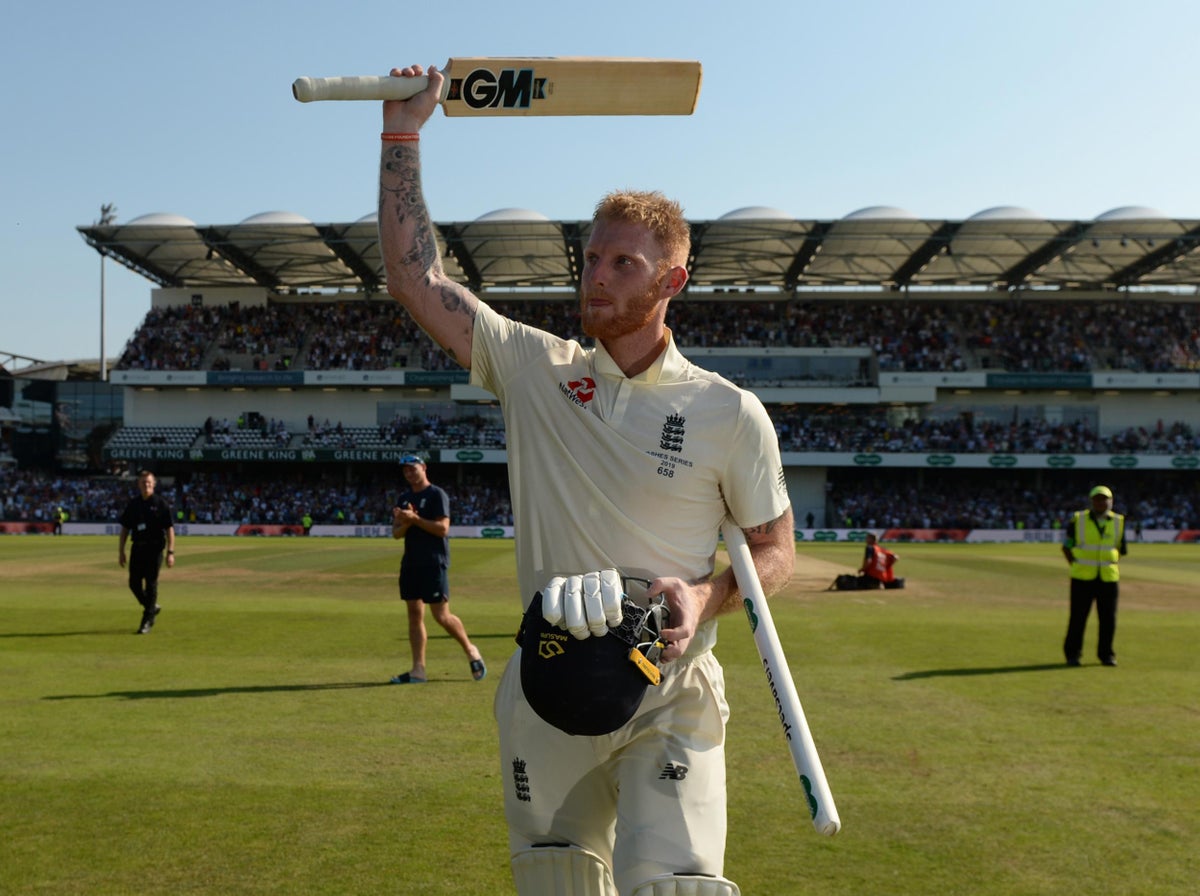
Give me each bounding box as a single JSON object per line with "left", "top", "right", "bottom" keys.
{"left": 6, "top": 465, "right": 1194, "bottom": 532}
{"left": 134, "top": 409, "right": 1200, "bottom": 457}
{"left": 190, "top": 410, "right": 508, "bottom": 452}
{"left": 113, "top": 296, "right": 1200, "bottom": 375}
{"left": 0, "top": 468, "right": 514, "bottom": 528}
{"left": 302, "top": 302, "right": 417, "bottom": 371}
{"left": 391, "top": 412, "right": 506, "bottom": 451}
{"left": 211, "top": 303, "right": 304, "bottom": 362}
{"left": 20, "top": 293, "right": 1198, "bottom": 532}
{"left": 668, "top": 300, "right": 969, "bottom": 373}
{"left": 115, "top": 304, "right": 216, "bottom": 370}
{"left": 827, "top": 471, "right": 1199, "bottom": 532}
{"left": 772, "top": 411, "right": 1199, "bottom": 455}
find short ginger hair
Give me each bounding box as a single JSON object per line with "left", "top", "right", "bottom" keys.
{"left": 593, "top": 190, "right": 691, "bottom": 268}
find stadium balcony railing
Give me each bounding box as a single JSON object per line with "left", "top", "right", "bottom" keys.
{"left": 105, "top": 426, "right": 202, "bottom": 449}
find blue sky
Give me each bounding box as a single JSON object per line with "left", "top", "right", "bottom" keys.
{"left": 3, "top": 0, "right": 1197, "bottom": 363}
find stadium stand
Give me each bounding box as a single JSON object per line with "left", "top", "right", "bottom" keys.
{"left": 6, "top": 209, "right": 1200, "bottom": 535}
{"left": 108, "top": 297, "right": 1200, "bottom": 375}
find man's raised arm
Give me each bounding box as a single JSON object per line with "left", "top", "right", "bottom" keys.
{"left": 378, "top": 64, "right": 478, "bottom": 370}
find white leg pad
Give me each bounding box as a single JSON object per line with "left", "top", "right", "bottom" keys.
{"left": 511, "top": 845, "right": 616, "bottom": 896}
{"left": 630, "top": 874, "right": 741, "bottom": 896}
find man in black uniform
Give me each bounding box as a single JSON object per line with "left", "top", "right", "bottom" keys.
{"left": 118, "top": 470, "right": 176, "bottom": 634}
{"left": 389, "top": 454, "right": 485, "bottom": 683}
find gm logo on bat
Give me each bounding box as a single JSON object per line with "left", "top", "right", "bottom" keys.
{"left": 446, "top": 68, "right": 547, "bottom": 110}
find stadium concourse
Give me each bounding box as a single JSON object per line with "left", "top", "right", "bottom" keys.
{"left": 2, "top": 205, "right": 1199, "bottom": 540}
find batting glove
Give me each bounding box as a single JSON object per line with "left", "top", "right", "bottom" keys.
{"left": 541, "top": 569, "right": 625, "bottom": 639}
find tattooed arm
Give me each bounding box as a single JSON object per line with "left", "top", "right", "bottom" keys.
{"left": 709, "top": 506, "right": 796, "bottom": 616}
{"left": 651, "top": 506, "right": 795, "bottom": 661}
{"left": 379, "top": 64, "right": 478, "bottom": 370}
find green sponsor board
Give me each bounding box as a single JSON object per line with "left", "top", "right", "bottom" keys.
{"left": 812, "top": 530, "right": 839, "bottom": 541}
{"left": 105, "top": 446, "right": 416, "bottom": 464}
{"left": 1047, "top": 455, "right": 1076, "bottom": 468}
{"left": 105, "top": 447, "right": 191, "bottom": 462}
{"left": 1109, "top": 455, "right": 1138, "bottom": 468}
{"left": 986, "top": 372, "right": 1092, "bottom": 389}
{"left": 846, "top": 530, "right": 869, "bottom": 541}
{"left": 988, "top": 455, "right": 1018, "bottom": 467}
{"left": 208, "top": 371, "right": 304, "bottom": 387}
{"left": 853, "top": 453, "right": 882, "bottom": 465}
{"left": 1171, "top": 455, "right": 1199, "bottom": 469}
{"left": 926, "top": 454, "right": 955, "bottom": 466}
{"left": 405, "top": 370, "right": 471, "bottom": 385}
{"left": 481, "top": 527, "right": 506, "bottom": 538}
{"left": 456, "top": 450, "right": 484, "bottom": 462}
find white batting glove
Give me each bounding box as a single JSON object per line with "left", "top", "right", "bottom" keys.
{"left": 541, "top": 569, "right": 625, "bottom": 639}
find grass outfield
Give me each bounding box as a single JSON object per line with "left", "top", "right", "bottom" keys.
{"left": 2, "top": 535, "right": 1196, "bottom": 895}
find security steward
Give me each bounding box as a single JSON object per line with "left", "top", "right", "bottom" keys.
{"left": 1061, "top": 484, "right": 1126, "bottom": 666}
{"left": 118, "top": 470, "right": 176, "bottom": 634}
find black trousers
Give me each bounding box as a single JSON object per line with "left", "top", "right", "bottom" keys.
{"left": 1063, "top": 577, "right": 1118, "bottom": 662}
{"left": 128, "top": 545, "right": 165, "bottom": 611}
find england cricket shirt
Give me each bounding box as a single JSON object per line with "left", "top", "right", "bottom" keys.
{"left": 470, "top": 301, "right": 790, "bottom": 655}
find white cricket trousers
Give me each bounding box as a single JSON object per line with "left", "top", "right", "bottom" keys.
{"left": 495, "top": 648, "right": 731, "bottom": 895}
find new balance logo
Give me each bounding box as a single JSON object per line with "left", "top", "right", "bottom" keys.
{"left": 658, "top": 762, "right": 689, "bottom": 781}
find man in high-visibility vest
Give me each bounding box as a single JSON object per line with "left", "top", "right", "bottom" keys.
{"left": 1061, "top": 485, "right": 1127, "bottom": 667}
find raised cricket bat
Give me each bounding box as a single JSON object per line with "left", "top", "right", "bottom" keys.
{"left": 292, "top": 57, "right": 702, "bottom": 115}
{"left": 722, "top": 521, "right": 842, "bottom": 836}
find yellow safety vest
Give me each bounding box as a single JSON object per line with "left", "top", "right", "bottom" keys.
{"left": 1069, "top": 510, "right": 1123, "bottom": 582}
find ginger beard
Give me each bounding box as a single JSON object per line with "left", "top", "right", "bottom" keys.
{"left": 579, "top": 268, "right": 669, "bottom": 341}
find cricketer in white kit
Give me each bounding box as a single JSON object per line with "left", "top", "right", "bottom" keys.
{"left": 378, "top": 64, "right": 794, "bottom": 896}
{"left": 472, "top": 301, "right": 790, "bottom": 894}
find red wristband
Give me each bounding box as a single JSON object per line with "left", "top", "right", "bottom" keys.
{"left": 381, "top": 132, "right": 420, "bottom": 142}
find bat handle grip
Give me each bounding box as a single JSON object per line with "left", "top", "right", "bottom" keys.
{"left": 292, "top": 75, "right": 446, "bottom": 103}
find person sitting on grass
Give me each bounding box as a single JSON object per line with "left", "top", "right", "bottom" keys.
{"left": 858, "top": 532, "right": 898, "bottom": 589}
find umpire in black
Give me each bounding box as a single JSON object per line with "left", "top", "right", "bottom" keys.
{"left": 118, "top": 470, "right": 176, "bottom": 634}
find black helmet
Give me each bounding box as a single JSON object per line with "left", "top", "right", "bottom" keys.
{"left": 517, "top": 587, "right": 669, "bottom": 736}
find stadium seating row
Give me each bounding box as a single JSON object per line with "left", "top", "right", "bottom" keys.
{"left": 114, "top": 298, "right": 1200, "bottom": 374}
{"left": 105, "top": 416, "right": 1196, "bottom": 456}
{"left": 4, "top": 466, "right": 1195, "bottom": 531}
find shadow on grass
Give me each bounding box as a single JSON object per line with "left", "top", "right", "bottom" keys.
{"left": 431, "top": 631, "right": 517, "bottom": 642}
{"left": 6, "top": 630, "right": 520, "bottom": 641}
{"left": 893, "top": 662, "right": 1071, "bottom": 680}
{"left": 42, "top": 681, "right": 394, "bottom": 701}
{"left": 0, "top": 630, "right": 131, "bottom": 639}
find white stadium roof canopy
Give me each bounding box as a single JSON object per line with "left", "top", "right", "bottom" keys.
{"left": 78, "top": 207, "right": 1200, "bottom": 294}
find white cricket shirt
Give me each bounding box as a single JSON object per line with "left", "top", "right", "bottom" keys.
{"left": 471, "top": 302, "right": 790, "bottom": 654}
